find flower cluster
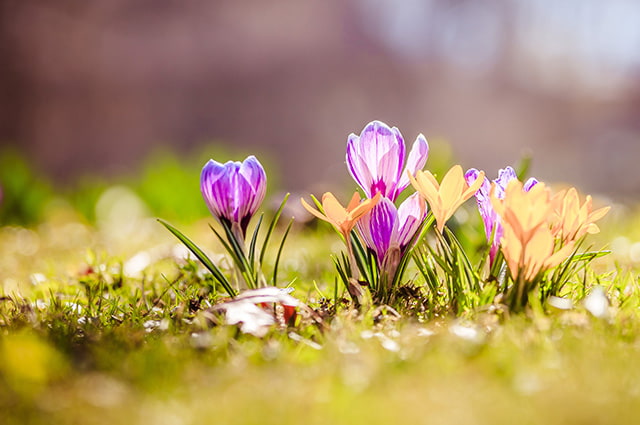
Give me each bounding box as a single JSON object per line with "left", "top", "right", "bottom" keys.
{"left": 446, "top": 168, "right": 609, "bottom": 310}
{"left": 165, "top": 118, "right": 610, "bottom": 317}
{"left": 464, "top": 166, "right": 538, "bottom": 264}
{"left": 490, "top": 179, "right": 572, "bottom": 282}
{"left": 303, "top": 121, "right": 505, "bottom": 304}
{"left": 302, "top": 121, "right": 433, "bottom": 303}
{"left": 346, "top": 122, "right": 429, "bottom": 264}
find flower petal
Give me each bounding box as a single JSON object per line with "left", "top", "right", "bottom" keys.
{"left": 346, "top": 133, "right": 373, "bottom": 197}
{"left": 397, "top": 134, "right": 429, "bottom": 197}
{"left": 523, "top": 177, "right": 539, "bottom": 192}
{"left": 346, "top": 121, "right": 405, "bottom": 199}
{"left": 396, "top": 193, "right": 427, "bottom": 247}
{"left": 466, "top": 168, "right": 496, "bottom": 243}
{"left": 494, "top": 166, "right": 517, "bottom": 197}
{"left": 239, "top": 155, "right": 267, "bottom": 217}
{"left": 439, "top": 165, "right": 466, "bottom": 210}
{"left": 201, "top": 159, "right": 227, "bottom": 217}
{"left": 349, "top": 192, "right": 382, "bottom": 221}
{"left": 300, "top": 197, "right": 332, "bottom": 223}
{"left": 357, "top": 197, "right": 398, "bottom": 262}
{"left": 410, "top": 170, "right": 440, "bottom": 207}
{"left": 589, "top": 206, "right": 611, "bottom": 223}
{"left": 346, "top": 191, "right": 362, "bottom": 212}
{"left": 322, "top": 192, "right": 349, "bottom": 224}
{"left": 461, "top": 170, "right": 485, "bottom": 201}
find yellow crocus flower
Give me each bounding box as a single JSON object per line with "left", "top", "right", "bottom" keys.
{"left": 409, "top": 165, "right": 484, "bottom": 232}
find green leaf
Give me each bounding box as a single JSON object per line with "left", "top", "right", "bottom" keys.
{"left": 310, "top": 194, "right": 323, "bottom": 211}
{"left": 272, "top": 218, "right": 294, "bottom": 286}
{"left": 570, "top": 250, "right": 610, "bottom": 262}
{"left": 260, "top": 193, "right": 290, "bottom": 266}
{"left": 516, "top": 154, "right": 532, "bottom": 181}
{"left": 248, "top": 214, "right": 264, "bottom": 268}
{"left": 157, "top": 219, "right": 236, "bottom": 297}
{"left": 208, "top": 224, "right": 248, "bottom": 274}
{"left": 332, "top": 254, "right": 350, "bottom": 288}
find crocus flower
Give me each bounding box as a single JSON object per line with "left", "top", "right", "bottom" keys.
{"left": 500, "top": 218, "right": 575, "bottom": 282}
{"left": 465, "top": 166, "right": 537, "bottom": 263}
{"left": 490, "top": 180, "right": 552, "bottom": 247}
{"left": 346, "top": 120, "right": 429, "bottom": 201}
{"left": 550, "top": 187, "right": 610, "bottom": 244}
{"left": 356, "top": 193, "right": 427, "bottom": 264}
{"left": 201, "top": 155, "right": 267, "bottom": 241}
{"left": 301, "top": 191, "right": 381, "bottom": 241}
{"left": 409, "top": 165, "right": 484, "bottom": 232}
{"left": 491, "top": 179, "right": 574, "bottom": 281}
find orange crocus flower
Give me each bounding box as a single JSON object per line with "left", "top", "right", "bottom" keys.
{"left": 492, "top": 180, "right": 573, "bottom": 281}
{"left": 500, "top": 220, "right": 574, "bottom": 281}
{"left": 550, "top": 187, "right": 610, "bottom": 244}
{"left": 301, "top": 191, "right": 381, "bottom": 239}
{"left": 409, "top": 165, "right": 484, "bottom": 232}
{"left": 491, "top": 180, "right": 554, "bottom": 246}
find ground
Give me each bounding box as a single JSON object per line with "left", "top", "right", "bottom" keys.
{"left": 1, "top": 184, "right": 639, "bottom": 425}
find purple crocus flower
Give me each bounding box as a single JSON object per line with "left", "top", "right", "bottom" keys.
{"left": 465, "top": 166, "right": 538, "bottom": 264}
{"left": 346, "top": 120, "right": 429, "bottom": 201}
{"left": 201, "top": 155, "right": 267, "bottom": 239}
{"left": 356, "top": 193, "right": 427, "bottom": 264}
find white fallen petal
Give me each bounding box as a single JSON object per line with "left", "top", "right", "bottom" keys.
{"left": 234, "top": 286, "right": 300, "bottom": 307}
{"left": 379, "top": 336, "right": 400, "bottom": 352}
{"left": 548, "top": 296, "right": 573, "bottom": 310}
{"left": 583, "top": 286, "right": 610, "bottom": 318}
{"left": 225, "top": 301, "right": 276, "bottom": 337}
{"left": 450, "top": 323, "right": 482, "bottom": 343}
{"left": 123, "top": 251, "right": 152, "bottom": 277}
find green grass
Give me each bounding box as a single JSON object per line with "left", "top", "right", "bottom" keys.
{"left": 1, "top": 193, "right": 639, "bottom": 425}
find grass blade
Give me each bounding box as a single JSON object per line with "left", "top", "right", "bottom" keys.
{"left": 248, "top": 214, "right": 264, "bottom": 267}
{"left": 208, "top": 224, "right": 247, "bottom": 273}
{"left": 157, "top": 219, "right": 236, "bottom": 297}
{"left": 271, "top": 218, "right": 293, "bottom": 286}
{"left": 260, "top": 193, "right": 290, "bottom": 266}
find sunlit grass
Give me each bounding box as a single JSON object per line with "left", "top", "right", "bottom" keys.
{"left": 0, "top": 185, "right": 638, "bottom": 424}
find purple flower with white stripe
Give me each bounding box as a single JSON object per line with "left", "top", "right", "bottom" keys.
{"left": 356, "top": 193, "right": 427, "bottom": 263}
{"left": 465, "top": 166, "right": 538, "bottom": 264}
{"left": 201, "top": 155, "right": 267, "bottom": 239}
{"left": 346, "top": 120, "right": 429, "bottom": 201}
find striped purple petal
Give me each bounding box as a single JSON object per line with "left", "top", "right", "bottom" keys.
{"left": 356, "top": 197, "right": 399, "bottom": 262}
{"left": 494, "top": 166, "right": 518, "bottom": 198}
{"left": 238, "top": 155, "right": 267, "bottom": 222}
{"left": 397, "top": 193, "right": 427, "bottom": 248}
{"left": 523, "top": 177, "right": 539, "bottom": 192}
{"left": 356, "top": 194, "right": 426, "bottom": 264}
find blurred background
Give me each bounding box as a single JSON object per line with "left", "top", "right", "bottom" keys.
{"left": 1, "top": 0, "right": 640, "bottom": 205}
